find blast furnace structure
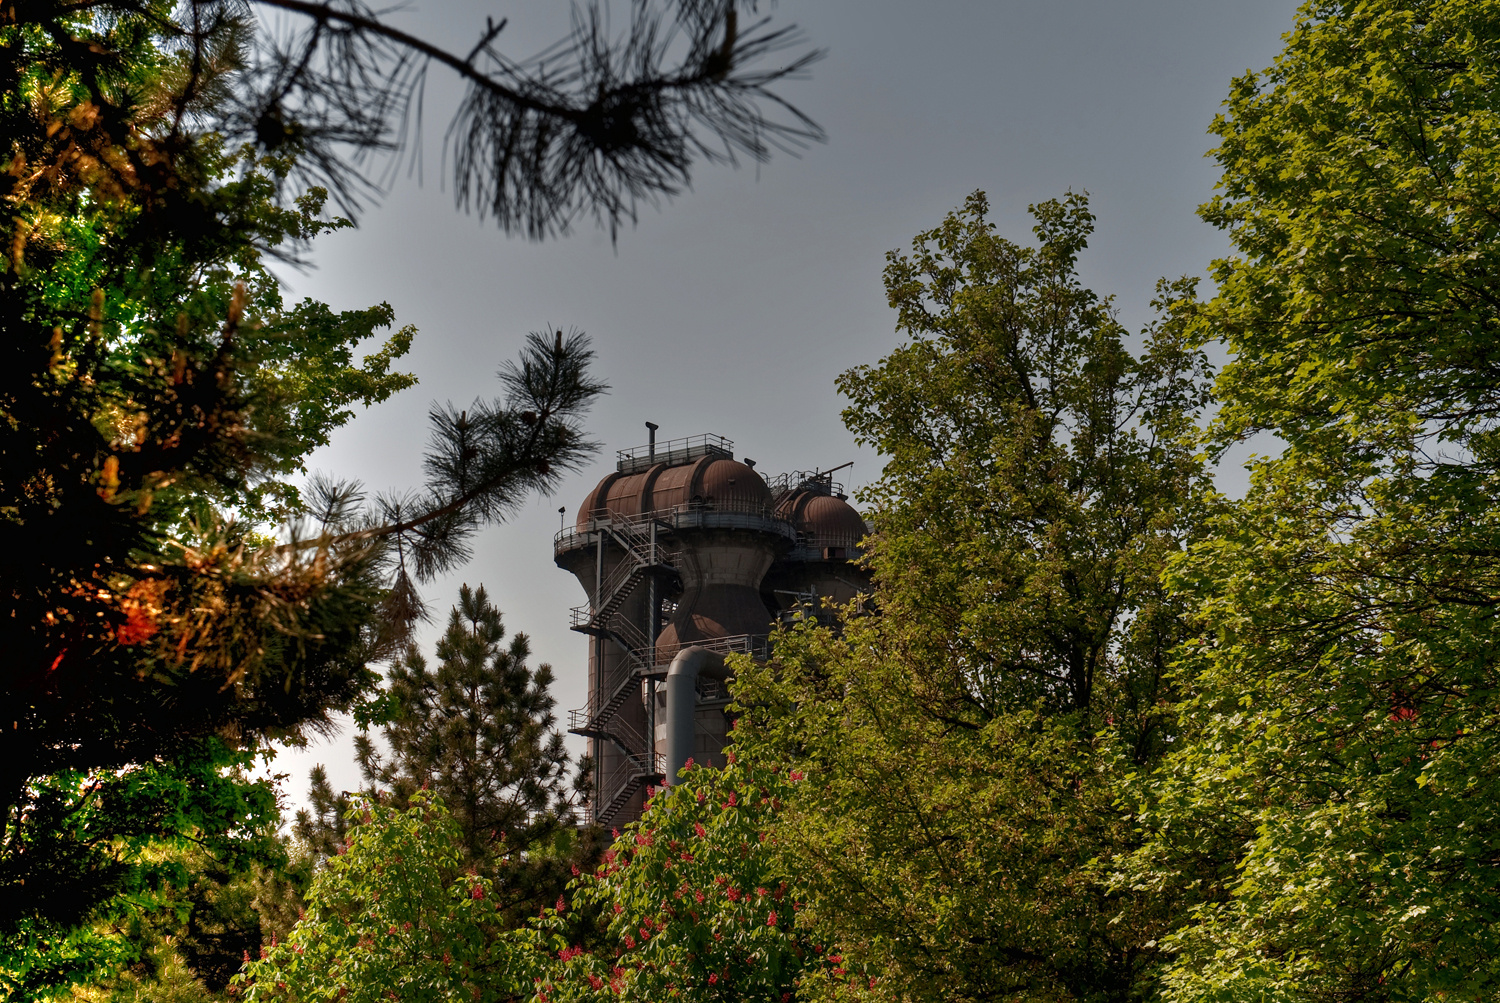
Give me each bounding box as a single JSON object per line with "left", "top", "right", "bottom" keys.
{"left": 554, "top": 430, "right": 869, "bottom": 827}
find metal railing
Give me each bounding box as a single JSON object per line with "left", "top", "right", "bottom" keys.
{"left": 786, "top": 529, "right": 867, "bottom": 559}
{"left": 649, "top": 632, "right": 769, "bottom": 666}
{"left": 555, "top": 499, "right": 797, "bottom": 556}
{"left": 590, "top": 749, "right": 666, "bottom": 827}
{"left": 569, "top": 606, "right": 654, "bottom": 652}
{"left": 566, "top": 631, "right": 766, "bottom": 737}
{"left": 616, "top": 433, "right": 733, "bottom": 474}
{"left": 568, "top": 648, "right": 655, "bottom": 737}
{"left": 765, "top": 469, "right": 846, "bottom": 499}
{"left": 569, "top": 709, "right": 651, "bottom": 754}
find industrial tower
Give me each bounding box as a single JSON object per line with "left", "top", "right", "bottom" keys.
{"left": 553, "top": 429, "right": 869, "bottom": 827}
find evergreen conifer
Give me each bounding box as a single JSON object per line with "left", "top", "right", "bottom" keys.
{"left": 301, "top": 584, "right": 600, "bottom": 925}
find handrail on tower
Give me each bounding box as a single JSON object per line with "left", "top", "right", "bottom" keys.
{"left": 615, "top": 432, "right": 733, "bottom": 474}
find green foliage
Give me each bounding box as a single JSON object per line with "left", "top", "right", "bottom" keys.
{"left": 238, "top": 793, "right": 550, "bottom": 1003}
{"left": 535, "top": 755, "right": 853, "bottom": 1003}
{"left": 67, "top": 940, "right": 223, "bottom": 1003}
{"left": 1123, "top": 2, "right": 1500, "bottom": 999}
{"left": 56, "top": 840, "right": 311, "bottom": 1003}
{"left": 1, "top": 742, "right": 282, "bottom": 1000}
{"left": 3, "top": 9, "right": 604, "bottom": 995}
{"left": 1, "top": 9, "right": 411, "bottom": 994}
{"left": 293, "top": 767, "right": 356, "bottom": 865}
{"left": 842, "top": 190, "right": 1209, "bottom": 742}
{"left": 733, "top": 192, "right": 1210, "bottom": 1003}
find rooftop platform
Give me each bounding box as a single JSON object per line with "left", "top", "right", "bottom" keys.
{"left": 616, "top": 433, "right": 733, "bottom": 475}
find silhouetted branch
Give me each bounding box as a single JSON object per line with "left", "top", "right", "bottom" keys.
{"left": 188, "top": 0, "right": 825, "bottom": 234}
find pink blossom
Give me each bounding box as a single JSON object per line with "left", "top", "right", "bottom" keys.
{"left": 471, "top": 884, "right": 485, "bottom": 900}
{"left": 768, "top": 912, "right": 778, "bottom": 926}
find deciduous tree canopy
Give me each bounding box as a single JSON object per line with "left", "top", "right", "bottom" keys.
{"left": 1126, "top": 3, "right": 1500, "bottom": 999}
{"left": 734, "top": 191, "right": 1211, "bottom": 1003}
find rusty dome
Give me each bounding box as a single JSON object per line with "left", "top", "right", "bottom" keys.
{"left": 577, "top": 457, "right": 771, "bottom": 528}
{"left": 775, "top": 490, "right": 867, "bottom": 549}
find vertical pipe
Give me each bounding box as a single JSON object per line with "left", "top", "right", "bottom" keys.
{"left": 664, "top": 648, "right": 722, "bottom": 784}
{"left": 646, "top": 421, "right": 658, "bottom": 462}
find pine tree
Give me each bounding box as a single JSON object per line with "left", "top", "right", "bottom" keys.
{"left": 306, "top": 584, "right": 599, "bottom": 924}
{"left": 292, "top": 766, "right": 353, "bottom": 862}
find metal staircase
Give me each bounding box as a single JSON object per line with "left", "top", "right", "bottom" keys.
{"left": 594, "top": 749, "right": 666, "bottom": 827}
{"left": 567, "top": 516, "right": 679, "bottom": 827}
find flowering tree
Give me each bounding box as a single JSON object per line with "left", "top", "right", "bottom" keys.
{"left": 237, "top": 758, "right": 867, "bottom": 1003}
{"left": 234, "top": 792, "right": 550, "bottom": 1003}
{"left": 533, "top": 752, "right": 871, "bottom": 1003}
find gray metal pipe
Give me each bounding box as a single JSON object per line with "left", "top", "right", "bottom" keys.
{"left": 664, "top": 646, "right": 723, "bottom": 784}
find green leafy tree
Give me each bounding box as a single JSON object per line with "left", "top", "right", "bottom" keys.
{"left": 1125, "top": 2, "right": 1500, "bottom": 1000}
{"left": 1, "top": 8, "right": 603, "bottom": 996}
{"left": 535, "top": 755, "right": 847, "bottom": 1003}
{"left": 732, "top": 192, "right": 1211, "bottom": 1003}
{"left": 238, "top": 792, "right": 552, "bottom": 1003}
{"left": 2, "top": 743, "right": 281, "bottom": 1000}
{"left": 5, "top": 0, "right": 825, "bottom": 992}
{"left": 59, "top": 838, "right": 311, "bottom": 1003}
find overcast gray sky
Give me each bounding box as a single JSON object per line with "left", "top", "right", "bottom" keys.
{"left": 269, "top": 0, "right": 1303, "bottom": 811}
